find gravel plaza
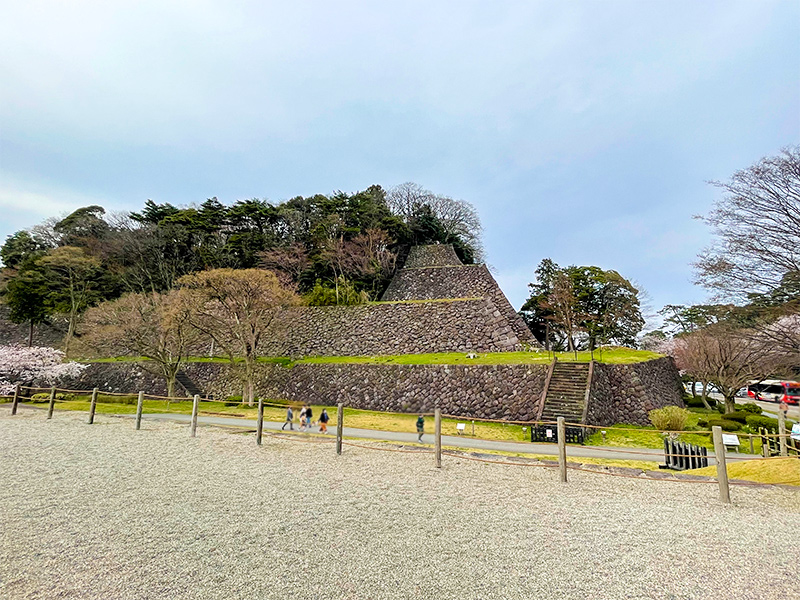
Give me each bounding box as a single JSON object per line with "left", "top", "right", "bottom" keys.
{"left": 1, "top": 410, "right": 798, "bottom": 600}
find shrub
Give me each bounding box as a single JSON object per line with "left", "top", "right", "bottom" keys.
{"left": 686, "top": 397, "right": 717, "bottom": 409}
{"left": 648, "top": 406, "right": 690, "bottom": 431}
{"left": 707, "top": 418, "right": 741, "bottom": 432}
{"left": 722, "top": 411, "right": 748, "bottom": 424}
{"left": 746, "top": 415, "right": 780, "bottom": 432}
{"left": 697, "top": 418, "right": 709, "bottom": 428}
{"left": 740, "top": 403, "right": 762, "bottom": 415}
{"left": 225, "top": 395, "right": 243, "bottom": 407}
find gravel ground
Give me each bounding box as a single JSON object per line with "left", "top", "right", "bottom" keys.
{"left": 1, "top": 409, "right": 798, "bottom": 600}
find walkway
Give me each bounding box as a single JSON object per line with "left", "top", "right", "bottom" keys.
{"left": 128, "top": 412, "right": 748, "bottom": 464}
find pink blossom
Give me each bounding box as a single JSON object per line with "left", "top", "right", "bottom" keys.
{"left": 0, "top": 345, "right": 87, "bottom": 395}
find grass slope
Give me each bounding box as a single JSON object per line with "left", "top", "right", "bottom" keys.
{"left": 685, "top": 457, "right": 800, "bottom": 486}
{"left": 88, "top": 347, "right": 662, "bottom": 366}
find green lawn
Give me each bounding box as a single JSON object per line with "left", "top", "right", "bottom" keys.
{"left": 686, "top": 457, "right": 800, "bottom": 486}
{"left": 85, "top": 347, "right": 662, "bottom": 367}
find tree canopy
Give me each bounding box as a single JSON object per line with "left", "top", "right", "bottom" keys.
{"left": 520, "top": 259, "right": 645, "bottom": 351}
{"left": 0, "top": 183, "right": 484, "bottom": 348}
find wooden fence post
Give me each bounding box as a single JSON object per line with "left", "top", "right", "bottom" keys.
{"left": 135, "top": 391, "right": 144, "bottom": 430}
{"left": 190, "top": 394, "right": 199, "bottom": 437}
{"left": 256, "top": 397, "right": 264, "bottom": 446}
{"left": 557, "top": 416, "right": 567, "bottom": 483}
{"left": 46, "top": 386, "right": 56, "bottom": 420}
{"left": 712, "top": 425, "right": 731, "bottom": 504}
{"left": 435, "top": 408, "right": 442, "bottom": 468}
{"left": 88, "top": 388, "right": 98, "bottom": 424}
{"left": 748, "top": 434, "right": 754, "bottom": 454}
{"left": 11, "top": 383, "right": 20, "bottom": 415}
{"left": 778, "top": 411, "right": 788, "bottom": 457}
{"left": 336, "top": 403, "right": 343, "bottom": 455}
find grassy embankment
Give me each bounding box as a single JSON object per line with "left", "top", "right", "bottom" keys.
{"left": 686, "top": 457, "right": 800, "bottom": 486}
{"left": 88, "top": 347, "right": 664, "bottom": 366}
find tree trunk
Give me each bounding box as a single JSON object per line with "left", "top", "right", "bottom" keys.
{"left": 245, "top": 358, "right": 255, "bottom": 407}
{"left": 700, "top": 381, "right": 712, "bottom": 410}
{"left": 724, "top": 394, "right": 737, "bottom": 414}
{"left": 690, "top": 379, "right": 697, "bottom": 398}
{"left": 28, "top": 320, "right": 34, "bottom": 347}
{"left": 166, "top": 377, "right": 175, "bottom": 399}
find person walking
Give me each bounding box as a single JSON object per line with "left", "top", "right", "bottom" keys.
{"left": 282, "top": 406, "right": 294, "bottom": 430}
{"left": 319, "top": 408, "right": 329, "bottom": 433}
{"left": 780, "top": 400, "right": 789, "bottom": 420}
{"left": 299, "top": 405, "right": 307, "bottom": 431}
{"left": 416, "top": 414, "right": 425, "bottom": 443}
{"left": 306, "top": 406, "right": 313, "bottom": 429}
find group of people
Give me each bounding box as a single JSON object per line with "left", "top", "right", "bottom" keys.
{"left": 281, "top": 405, "right": 330, "bottom": 433}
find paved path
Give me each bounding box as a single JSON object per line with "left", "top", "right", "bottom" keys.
{"left": 126, "top": 412, "right": 751, "bottom": 464}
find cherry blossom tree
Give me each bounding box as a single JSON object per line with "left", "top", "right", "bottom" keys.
{"left": 0, "top": 345, "right": 86, "bottom": 395}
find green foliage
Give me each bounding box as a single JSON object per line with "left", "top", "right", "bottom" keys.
{"left": 721, "top": 411, "right": 748, "bottom": 424}
{"left": 685, "top": 397, "right": 717, "bottom": 409}
{"left": 1, "top": 231, "right": 45, "bottom": 268}
{"left": 745, "top": 415, "right": 780, "bottom": 432}
{"left": 740, "top": 403, "right": 763, "bottom": 415}
{"left": 521, "top": 258, "right": 644, "bottom": 350}
{"left": 305, "top": 278, "right": 370, "bottom": 306}
{"left": 648, "top": 406, "right": 691, "bottom": 431}
{"left": 707, "top": 418, "right": 741, "bottom": 431}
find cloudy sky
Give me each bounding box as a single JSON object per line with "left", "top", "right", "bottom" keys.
{"left": 1, "top": 1, "right": 798, "bottom": 316}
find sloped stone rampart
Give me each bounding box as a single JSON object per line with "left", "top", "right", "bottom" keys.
{"left": 402, "top": 244, "right": 463, "bottom": 268}
{"left": 381, "top": 264, "right": 535, "bottom": 345}
{"left": 60, "top": 357, "right": 683, "bottom": 425}
{"left": 585, "top": 357, "right": 685, "bottom": 426}
{"left": 0, "top": 306, "right": 66, "bottom": 347}
{"left": 260, "top": 298, "right": 523, "bottom": 356}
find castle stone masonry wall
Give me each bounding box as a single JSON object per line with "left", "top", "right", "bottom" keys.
{"left": 382, "top": 264, "right": 535, "bottom": 345}
{"left": 62, "top": 357, "right": 683, "bottom": 425}
{"left": 261, "top": 297, "right": 523, "bottom": 357}
{"left": 403, "top": 244, "right": 463, "bottom": 268}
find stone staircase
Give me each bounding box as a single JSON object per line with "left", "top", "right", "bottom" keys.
{"left": 540, "top": 362, "right": 591, "bottom": 423}
{"left": 175, "top": 370, "right": 205, "bottom": 398}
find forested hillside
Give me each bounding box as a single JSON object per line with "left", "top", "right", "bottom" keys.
{"left": 0, "top": 182, "right": 483, "bottom": 347}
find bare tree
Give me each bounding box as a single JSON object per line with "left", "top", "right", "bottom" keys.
{"left": 673, "top": 325, "right": 784, "bottom": 413}
{"left": 81, "top": 291, "right": 200, "bottom": 397}
{"left": 259, "top": 243, "right": 311, "bottom": 289}
{"left": 694, "top": 146, "right": 800, "bottom": 299}
{"left": 179, "top": 269, "right": 300, "bottom": 406}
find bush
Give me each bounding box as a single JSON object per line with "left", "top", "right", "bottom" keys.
{"left": 686, "top": 397, "right": 717, "bottom": 409}
{"left": 721, "top": 411, "right": 748, "bottom": 424}
{"left": 745, "top": 415, "right": 780, "bottom": 432}
{"left": 30, "top": 392, "right": 76, "bottom": 403}
{"left": 224, "top": 395, "right": 243, "bottom": 407}
{"left": 697, "top": 418, "right": 709, "bottom": 428}
{"left": 740, "top": 403, "right": 762, "bottom": 415}
{"left": 707, "top": 418, "right": 741, "bottom": 432}
{"left": 648, "top": 406, "right": 690, "bottom": 431}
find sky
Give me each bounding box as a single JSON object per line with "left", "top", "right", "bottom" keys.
{"left": 1, "top": 0, "right": 798, "bottom": 320}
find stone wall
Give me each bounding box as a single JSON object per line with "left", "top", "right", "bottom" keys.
{"left": 403, "top": 244, "right": 462, "bottom": 268}
{"left": 585, "top": 357, "right": 684, "bottom": 426}
{"left": 62, "top": 356, "right": 683, "bottom": 425}
{"left": 382, "top": 264, "right": 535, "bottom": 345}
{"left": 0, "top": 306, "right": 66, "bottom": 347}
{"left": 260, "top": 297, "right": 524, "bottom": 356}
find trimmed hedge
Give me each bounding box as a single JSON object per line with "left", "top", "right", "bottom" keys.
{"left": 707, "top": 418, "right": 741, "bottom": 432}
{"left": 740, "top": 402, "right": 762, "bottom": 415}
{"left": 721, "top": 412, "right": 748, "bottom": 424}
